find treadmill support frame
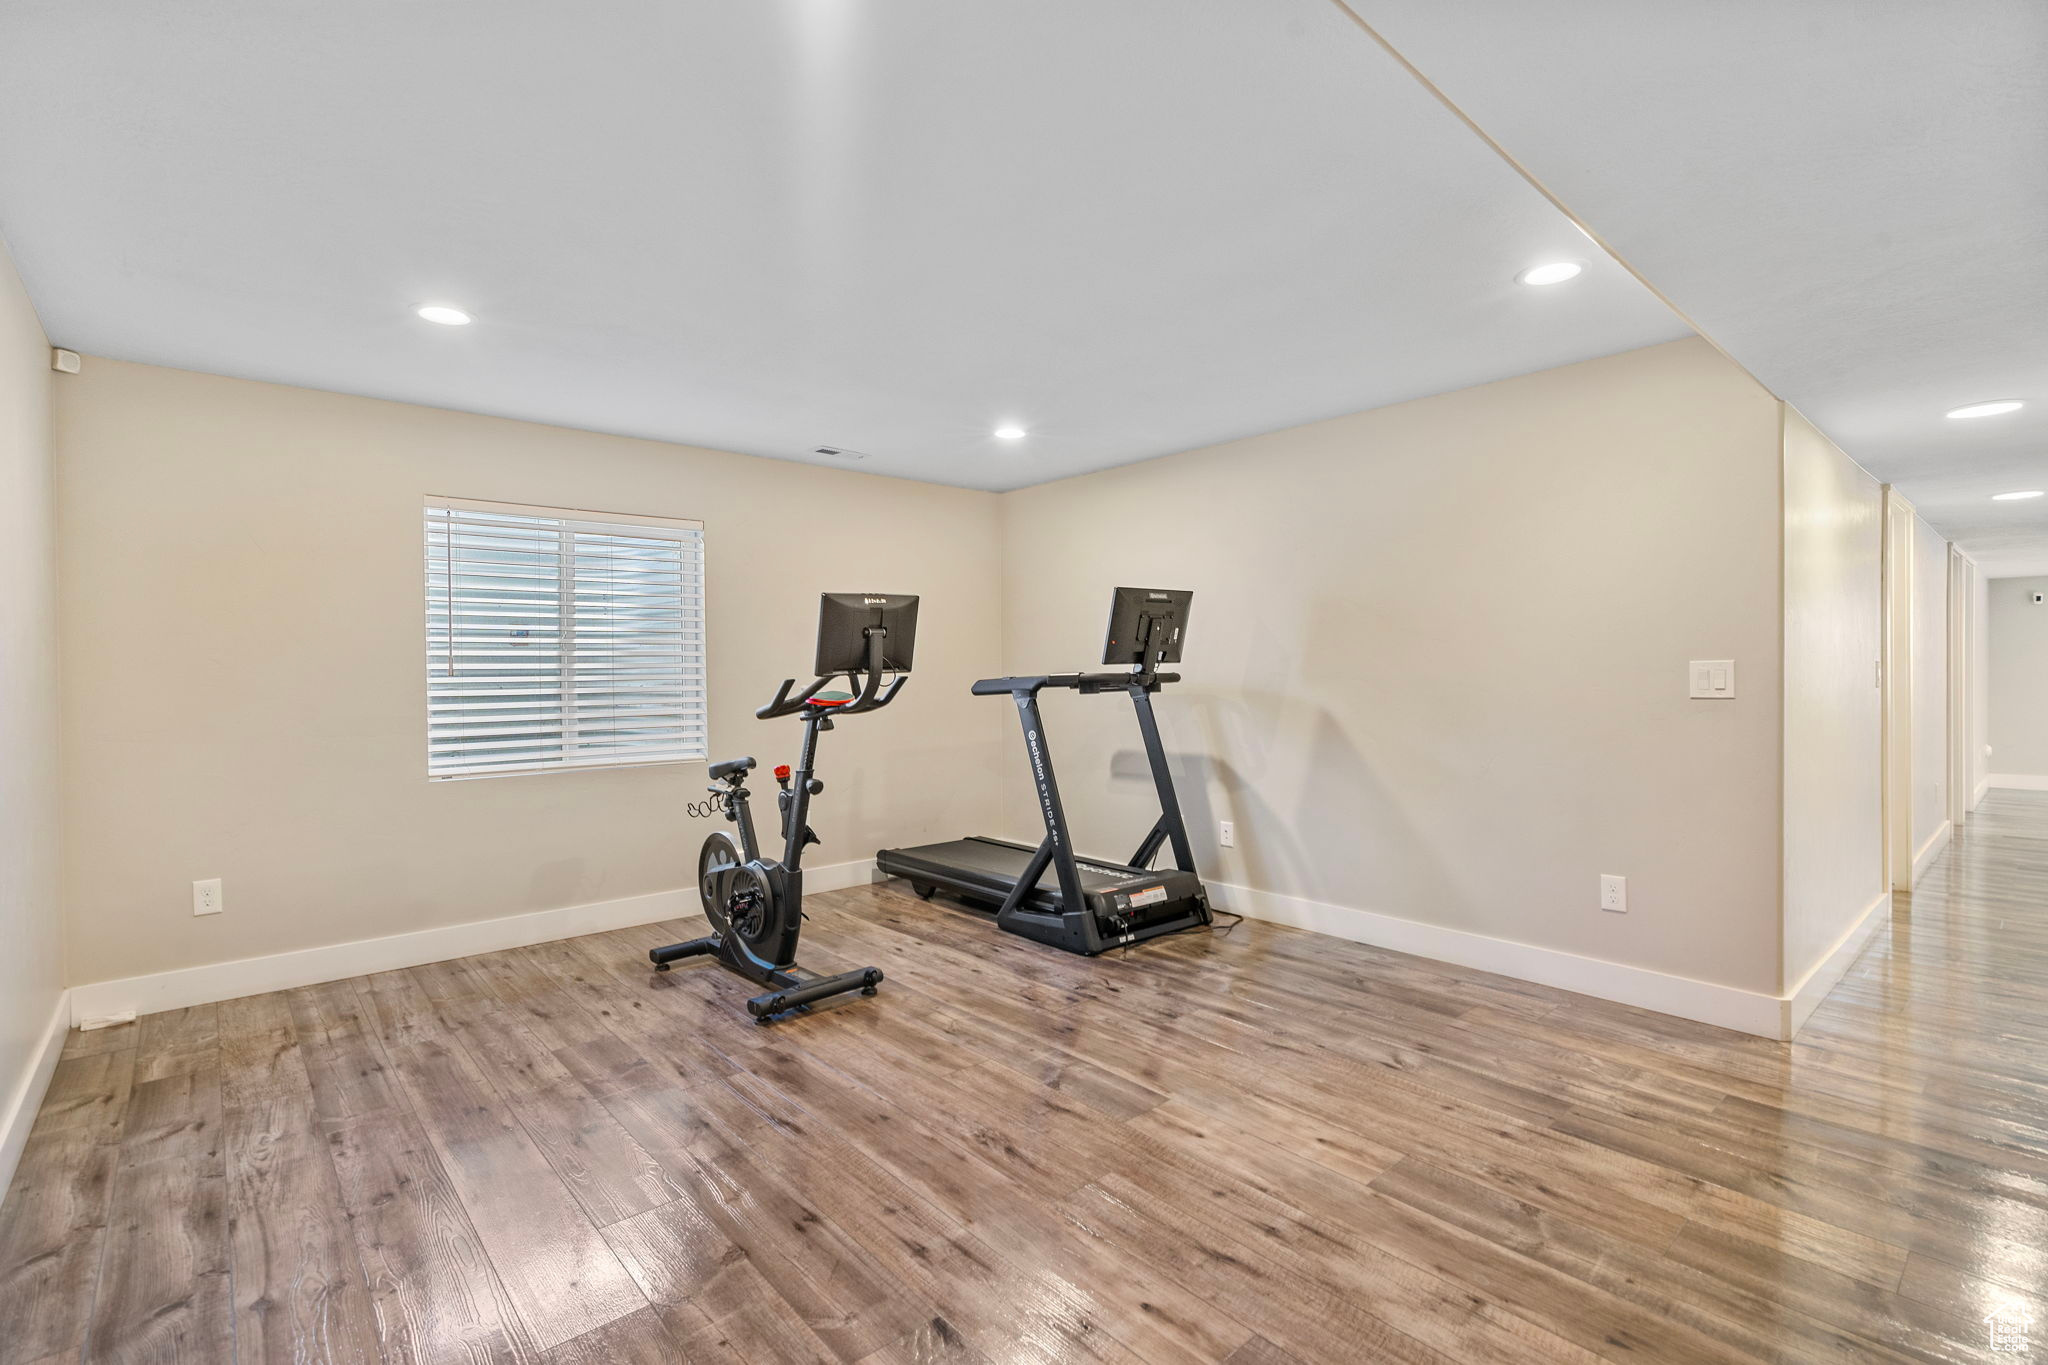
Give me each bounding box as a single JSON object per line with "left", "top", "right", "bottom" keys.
{"left": 981, "top": 669, "right": 1210, "bottom": 954}
{"left": 1125, "top": 680, "right": 1197, "bottom": 874}
{"left": 996, "top": 685, "right": 1090, "bottom": 926}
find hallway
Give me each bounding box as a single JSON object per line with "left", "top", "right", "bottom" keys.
{"left": 1781, "top": 787, "right": 2048, "bottom": 1332}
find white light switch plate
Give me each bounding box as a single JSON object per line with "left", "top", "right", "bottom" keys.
{"left": 1689, "top": 660, "right": 1736, "bottom": 699}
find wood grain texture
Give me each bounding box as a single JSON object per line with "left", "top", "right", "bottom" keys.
{"left": 0, "top": 1051, "right": 134, "bottom": 1363}
{"left": 372, "top": 1031, "right": 646, "bottom": 1351}
{"left": 322, "top": 1110, "right": 538, "bottom": 1364}
{"left": 217, "top": 994, "right": 382, "bottom": 1365}
{"left": 6, "top": 787, "right": 2047, "bottom": 1363}
{"left": 85, "top": 1069, "right": 233, "bottom": 1364}
{"left": 133, "top": 1006, "right": 220, "bottom": 1084}
{"left": 539, "top": 1306, "right": 692, "bottom": 1365}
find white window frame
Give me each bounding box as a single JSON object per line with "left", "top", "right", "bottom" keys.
{"left": 425, "top": 495, "right": 707, "bottom": 779}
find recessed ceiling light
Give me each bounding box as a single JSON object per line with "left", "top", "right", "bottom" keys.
{"left": 1516, "top": 261, "right": 1582, "bottom": 287}
{"left": 1946, "top": 399, "right": 2023, "bottom": 420}
{"left": 1991, "top": 489, "right": 2044, "bottom": 501}
{"left": 416, "top": 304, "right": 472, "bottom": 326}
{"left": 993, "top": 424, "right": 1027, "bottom": 440}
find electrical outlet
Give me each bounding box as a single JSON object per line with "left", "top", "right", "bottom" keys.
{"left": 1600, "top": 874, "right": 1627, "bottom": 913}
{"left": 193, "top": 877, "right": 223, "bottom": 916}
{"left": 1219, "top": 820, "right": 1235, "bottom": 848}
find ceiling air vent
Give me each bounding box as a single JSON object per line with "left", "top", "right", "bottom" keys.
{"left": 813, "top": 446, "right": 869, "bottom": 461}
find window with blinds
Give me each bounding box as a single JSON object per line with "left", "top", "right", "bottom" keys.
{"left": 425, "top": 497, "right": 706, "bottom": 778}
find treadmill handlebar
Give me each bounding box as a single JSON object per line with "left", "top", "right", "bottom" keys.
{"left": 970, "top": 670, "right": 1181, "bottom": 697}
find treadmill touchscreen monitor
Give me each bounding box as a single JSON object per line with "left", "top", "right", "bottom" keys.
{"left": 1102, "top": 587, "right": 1192, "bottom": 668}
{"left": 815, "top": 592, "right": 919, "bottom": 676}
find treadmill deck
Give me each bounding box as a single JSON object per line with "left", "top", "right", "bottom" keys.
{"left": 877, "top": 835, "right": 1208, "bottom": 946}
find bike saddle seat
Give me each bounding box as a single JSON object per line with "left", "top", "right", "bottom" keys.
{"left": 708, "top": 756, "right": 756, "bottom": 781}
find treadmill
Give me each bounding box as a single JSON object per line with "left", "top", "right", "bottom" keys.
{"left": 878, "top": 588, "right": 1212, "bottom": 955}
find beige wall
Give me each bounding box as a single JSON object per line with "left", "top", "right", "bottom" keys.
{"left": 998, "top": 338, "right": 1786, "bottom": 993}
{"left": 1780, "top": 409, "right": 1884, "bottom": 986}
{"left": 56, "top": 360, "right": 1006, "bottom": 986}
{"left": 0, "top": 239, "right": 62, "bottom": 1140}
{"left": 1910, "top": 514, "right": 1951, "bottom": 856}
{"left": 48, "top": 335, "right": 1912, "bottom": 1017}
{"left": 1988, "top": 575, "right": 2048, "bottom": 779}
{"left": 1971, "top": 567, "right": 1990, "bottom": 802}
{"left": 1949, "top": 552, "right": 1978, "bottom": 825}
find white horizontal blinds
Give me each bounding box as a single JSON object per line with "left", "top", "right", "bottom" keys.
{"left": 425, "top": 498, "right": 706, "bottom": 777}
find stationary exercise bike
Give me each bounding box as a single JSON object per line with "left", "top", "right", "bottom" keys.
{"left": 648, "top": 593, "right": 917, "bottom": 1021}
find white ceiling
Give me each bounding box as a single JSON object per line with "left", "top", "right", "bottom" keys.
{"left": 1344, "top": 0, "right": 2048, "bottom": 576}
{"left": 0, "top": 0, "right": 1688, "bottom": 491}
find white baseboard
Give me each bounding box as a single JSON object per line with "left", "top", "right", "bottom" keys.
{"left": 1973, "top": 777, "right": 1990, "bottom": 808}
{"left": 1910, "top": 819, "right": 1954, "bottom": 885}
{"left": 67, "top": 859, "right": 880, "bottom": 1023}
{"left": 1988, "top": 773, "right": 2048, "bottom": 792}
{"left": 806, "top": 859, "right": 885, "bottom": 895}
{"left": 1, "top": 989, "right": 71, "bottom": 1200}
{"left": 1209, "top": 881, "right": 1803, "bottom": 1039}
{"left": 1783, "top": 890, "right": 1892, "bottom": 1037}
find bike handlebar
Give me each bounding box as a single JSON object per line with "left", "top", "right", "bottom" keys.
{"left": 755, "top": 628, "right": 908, "bottom": 720}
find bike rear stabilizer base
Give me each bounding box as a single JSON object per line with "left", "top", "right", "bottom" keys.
{"left": 651, "top": 933, "right": 883, "bottom": 1022}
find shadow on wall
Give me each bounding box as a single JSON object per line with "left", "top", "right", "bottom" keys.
{"left": 1110, "top": 698, "right": 1466, "bottom": 920}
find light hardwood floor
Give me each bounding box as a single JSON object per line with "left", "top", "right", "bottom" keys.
{"left": 5, "top": 792, "right": 2047, "bottom": 1364}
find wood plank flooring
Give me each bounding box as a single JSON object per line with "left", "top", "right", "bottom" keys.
{"left": 6, "top": 790, "right": 2048, "bottom": 1363}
